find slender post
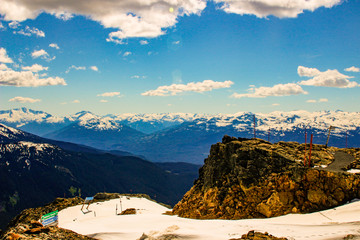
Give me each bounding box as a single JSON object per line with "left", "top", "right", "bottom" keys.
{"left": 308, "top": 134, "right": 313, "bottom": 167}
{"left": 304, "top": 128, "right": 307, "bottom": 167}
{"left": 326, "top": 126, "right": 336, "bottom": 148}
{"left": 346, "top": 131, "right": 348, "bottom": 148}
{"left": 253, "top": 115, "right": 256, "bottom": 139}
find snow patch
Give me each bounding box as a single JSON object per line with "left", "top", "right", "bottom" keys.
{"left": 59, "top": 196, "right": 360, "bottom": 240}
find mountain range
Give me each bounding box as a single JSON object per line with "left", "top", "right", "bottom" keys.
{"left": 0, "top": 123, "right": 199, "bottom": 229}
{"left": 1, "top": 108, "right": 359, "bottom": 163}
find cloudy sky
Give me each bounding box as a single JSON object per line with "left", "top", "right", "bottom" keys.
{"left": 0, "top": 0, "right": 359, "bottom": 115}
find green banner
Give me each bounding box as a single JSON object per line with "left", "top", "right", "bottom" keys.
{"left": 41, "top": 210, "right": 58, "bottom": 221}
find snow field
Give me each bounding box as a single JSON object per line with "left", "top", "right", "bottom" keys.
{"left": 59, "top": 196, "right": 360, "bottom": 240}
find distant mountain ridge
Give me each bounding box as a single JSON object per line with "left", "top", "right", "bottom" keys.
{"left": 1, "top": 108, "right": 359, "bottom": 163}
{"left": 0, "top": 123, "right": 199, "bottom": 229}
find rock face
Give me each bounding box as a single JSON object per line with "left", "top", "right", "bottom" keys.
{"left": 172, "top": 136, "right": 360, "bottom": 219}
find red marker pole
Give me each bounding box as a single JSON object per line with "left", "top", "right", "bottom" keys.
{"left": 308, "top": 134, "right": 313, "bottom": 167}
{"left": 253, "top": 115, "right": 256, "bottom": 139}
{"left": 346, "top": 131, "right": 348, "bottom": 148}
{"left": 304, "top": 128, "right": 307, "bottom": 167}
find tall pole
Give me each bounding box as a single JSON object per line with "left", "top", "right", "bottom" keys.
{"left": 253, "top": 115, "right": 256, "bottom": 139}
{"left": 346, "top": 131, "right": 348, "bottom": 148}
{"left": 304, "top": 127, "right": 307, "bottom": 167}
{"left": 308, "top": 134, "right": 313, "bottom": 167}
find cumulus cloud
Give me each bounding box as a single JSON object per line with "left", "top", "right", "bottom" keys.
{"left": 65, "top": 65, "right": 86, "bottom": 73}
{"left": 31, "top": 49, "right": 55, "bottom": 61}
{"left": 9, "top": 96, "right": 41, "bottom": 103}
{"left": 214, "top": 0, "right": 342, "bottom": 18}
{"left": 0, "top": 69, "right": 66, "bottom": 87}
{"left": 72, "top": 100, "right": 80, "bottom": 103}
{"left": 142, "top": 80, "right": 234, "bottom": 96}
{"left": 140, "top": 40, "right": 149, "bottom": 45}
{"left": 0, "top": 64, "right": 10, "bottom": 70}
{"left": 272, "top": 103, "right": 280, "bottom": 106}
{"left": 49, "top": 43, "right": 60, "bottom": 49}
{"left": 0, "top": 22, "right": 4, "bottom": 29}
{"left": 97, "top": 92, "right": 121, "bottom": 97}
{"left": 90, "top": 66, "right": 98, "bottom": 71}
{"left": 319, "top": 98, "right": 328, "bottom": 102}
{"left": 123, "top": 51, "right": 132, "bottom": 57}
{"left": 345, "top": 66, "right": 360, "bottom": 72}
{"left": 8, "top": 21, "right": 20, "bottom": 29}
{"left": 298, "top": 67, "right": 358, "bottom": 88}
{"left": 22, "top": 64, "right": 48, "bottom": 72}
{"left": 0, "top": 0, "right": 206, "bottom": 41}
{"left": 0, "top": 48, "right": 13, "bottom": 63}
{"left": 231, "top": 83, "right": 308, "bottom": 99}
{"left": 16, "top": 26, "right": 45, "bottom": 37}
{"left": 100, "top": 99, "right": 108, "bottom": 103}
{"left": 297, "top": 66, "right": 321, "bottom": 77}
{"left": 306, "top": 99, "right": 317, "bottom": 103}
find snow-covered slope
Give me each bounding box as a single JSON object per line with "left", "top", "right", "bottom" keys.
{"left": 1, "top": 108, "right": 359, "bottom": 163}
{"left": 59, "top": 196, "right": 360, "bottom": 240}
{"left": 1, "top": 108, "right": 359, "bottom": 135}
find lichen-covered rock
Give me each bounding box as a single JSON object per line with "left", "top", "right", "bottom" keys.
{"left": 172, "top": 136, "right": 360, "bottom": 219}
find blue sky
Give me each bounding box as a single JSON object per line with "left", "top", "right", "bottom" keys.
{"left": 0, "top": 0, "right": 359, "bottom": 116}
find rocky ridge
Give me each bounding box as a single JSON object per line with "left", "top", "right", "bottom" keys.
{"left": 172, "top": 136, "right": 360, "bottom": 219}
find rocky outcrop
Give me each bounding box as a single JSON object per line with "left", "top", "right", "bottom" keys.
{"left": 172, "top": 136, "right": 360, "bottom": 219}
{"left": 0, "top": 197, "right": 94, "bottom": 240}
{"left": 231, "top": 230, "right": 288, "bottom": 240}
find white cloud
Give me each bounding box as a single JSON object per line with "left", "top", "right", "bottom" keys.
{"left": 272, "top": 103, "right": 280, "bottom": 106}
{"left": 298, "top": 68, "right": 358, "bottom": 88}
{"left": 173, "top": 40, "right": 181, "bottom": 45}
{"left": 0, "top": 22, "right": 4, "bottom": 29}
{"left": 319, "top": 98, "right": 328, "bottom": 102}
{"left": 142, "top": 80, "right": 234, "bottom": 96}
{"left": 131, "top": 75, "right": 146, "bottom": 79}
{"left": 72, "top": 100, "right": 80, "bottom": 103}
{"left": 345, "top": 66, "right": 360, "bottom": 73}
{"left": 0, "top": 48, "right": 13, "bottom": 63}
{"left": 0, "top": 69, "right": 66, "bottom": 87}
{"left": 21, "top": 64, "right": 48, "bottom": 72}
{"left": 90, "top": 66, "right": 99, "bottom": 71}
{"left": 297, "top": 66, "right": 321, "bottom": 77}
{"left": 8, "top": 21, "right": 20, "bottom": 29}
{"left": 17, "top": 26, "right": 45, "bottom": 37}
{"left": 0, "top": 64, "right": 10, "bottom": 70}
{"left": 0, "top": 0, "right": 206, "bottom": 41}
{"left": 123, "top": 51, "right": 132, "bottom": 57}
{"left": 306, "top": 99, "right": 317, "bottom": 103}
{"left": 100, "top": 99, "right": 108, "bottom": 103}
{"left": 97, "top": 92, "right": 120, "bottom": 97}
{"left": 9, "top": 96, "right": 41, "bottom": 103}
{"left": 66, "top": 65, "right": 86, "bottom": 73}
{"left": 49, "top": 43, "right": 60, "bottom": 49}
{"left": 231, "top": 83, "right": 308, "bottom": 99}
{"left": 214, "top": 0, "right": 342, "bottom": 18}
{"left": 31, "top": 49, "right": 55, "bottom": 61}
{"left": 140, "top": 40, "right": 149, "bottom": 45}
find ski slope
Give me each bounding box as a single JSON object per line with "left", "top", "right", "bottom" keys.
{"left": 59, "top": 196, "right": 360, "bottom": 240}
